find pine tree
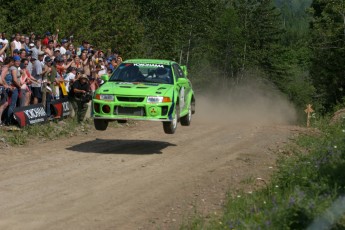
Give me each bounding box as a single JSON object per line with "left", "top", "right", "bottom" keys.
{"left": 309, "top": 0, "right": 345, "bottom": 111}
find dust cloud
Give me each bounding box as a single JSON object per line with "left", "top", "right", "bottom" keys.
{"left": 194, "top": 77, "right": 297, "bottom": 126}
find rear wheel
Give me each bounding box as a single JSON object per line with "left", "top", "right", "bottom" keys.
{"left": 94, "top": 119, "right": 108, "bottom": 131}
{"left": 163, "top": 105, "right": 179, "bottom": 134}
{"left": 180, "top": 103, "right": 192, "bottom": 126}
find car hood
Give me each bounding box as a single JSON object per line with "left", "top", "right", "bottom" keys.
{"left": 97, "top": 82, "right": 174, "bottom": 97}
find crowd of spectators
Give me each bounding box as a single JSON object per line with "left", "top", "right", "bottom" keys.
{"left": 0, "top": 30, "right": 123, "bottom": 125}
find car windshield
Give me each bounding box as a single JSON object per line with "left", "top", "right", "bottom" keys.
{"left": 109, "top": 63, "right": 174, "bottom": 84}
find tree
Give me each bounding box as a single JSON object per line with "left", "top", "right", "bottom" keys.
{"left": 309, "top": 0, "right": 345, "bottom": 111}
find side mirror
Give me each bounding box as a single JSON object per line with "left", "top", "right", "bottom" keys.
{"left": 180, "top": 65, "right": 188, "bottom": 77}
{"left": 101, "top": 74, "right": 109, "bottom": 82}
{"left": 177, "top": 78, "right": 188, "bottom": 84}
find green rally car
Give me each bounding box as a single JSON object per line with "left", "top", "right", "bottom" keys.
{"left": 92, "top": 59, "right": 195, "bottom": 134}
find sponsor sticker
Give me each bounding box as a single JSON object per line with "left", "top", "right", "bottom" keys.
{"left": 134, "top": 63, "right": 164, "bottom": 68}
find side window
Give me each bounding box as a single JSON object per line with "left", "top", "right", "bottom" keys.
{"left": 172, "top": 64, "right": 185, "bottom": 79}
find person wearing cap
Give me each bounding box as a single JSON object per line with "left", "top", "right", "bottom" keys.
{"left": 54, "top": 47, "right": 61, "bottom": 59}
{"left": 30, "top": 51, "right": 44, "bottom": 104}
{"left": 42, "top": 31, "right": 52, "bottom": 46}
{"left": 64, "top": 67, "right": 77, "bottom": 92}
{"left": 69, "top": 73, "right": 90, "bottom": 123}
{"left": 79, "top": 40, "right": 89, "bottom": 53}
{"left": 60, "top": 39, "right": 68, "bottom": 55}
{"left": 13, "top": 49, "right": 20, "bottom": 57}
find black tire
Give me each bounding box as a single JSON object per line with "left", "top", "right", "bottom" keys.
{"left": 180, "top": 104, "right": 192, "bottom": 126}
{"left": 191, "top": 99, "right": 196, "bottom": 114}
{"left": 94, "top": 119, "right": 108, "bottom": 131}
{"left": 163, "top": 105, "right": 179, "bottom": 134}
{"left": 117, "top": 120, "right": 127, "bottom": 124}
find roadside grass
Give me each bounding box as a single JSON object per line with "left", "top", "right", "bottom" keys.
{"left": 182, "top": 117, "right": 345, "bottom": 229}
{"left": 0, "top": 118, "right": 135, "bottom": 146}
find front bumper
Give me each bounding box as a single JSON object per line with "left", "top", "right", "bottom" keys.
{"left": 92, "top": 98, "right": 174, "bottom": 121}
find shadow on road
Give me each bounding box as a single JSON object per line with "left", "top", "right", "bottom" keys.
{"left": 67, "top": 138, "right": 177, "bottom": 154}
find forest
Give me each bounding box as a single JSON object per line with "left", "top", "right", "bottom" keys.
{"left": 0, "top": 0, "right": 343, "bottom": 116}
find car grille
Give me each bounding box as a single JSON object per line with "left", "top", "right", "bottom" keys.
{"left": 115, "top": 106, "right": 146, "bottom": 116}
{"left": 116, "top": 96, "right": 145, "bottom": 102}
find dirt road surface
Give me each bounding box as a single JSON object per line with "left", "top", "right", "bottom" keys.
{"left": 0, "top": 94, "right": 299, "bottom": 230}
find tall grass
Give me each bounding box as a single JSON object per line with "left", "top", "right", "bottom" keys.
{"left": 183, "top": 117, "right": 345, "bottom": 229}
{"left": 0, "top": 118, "right": 90, "bottom": 145}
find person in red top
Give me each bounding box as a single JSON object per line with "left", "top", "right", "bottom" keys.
{"left": 42, "top": 31, "right": 52, "bottom": 46}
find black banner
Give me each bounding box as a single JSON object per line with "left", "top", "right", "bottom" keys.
{"left": 50, "top": 98, "right": 71, "bottom": 118}
{"left": 13, "top": 103, "right": 47, "bottom": 127}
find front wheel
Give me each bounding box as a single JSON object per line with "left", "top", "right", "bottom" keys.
{"left": 163, "top": 112, "right": 178, "bottom": 134}
{"left": 180, "top": 104, "right": 192, "bottom": 126}
{"left": 94, "top": 119, "right": 108, "bottom": 131}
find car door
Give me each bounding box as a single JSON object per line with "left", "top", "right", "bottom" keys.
{"left": 172, "top": 64, "right": 190, "bottom": 114}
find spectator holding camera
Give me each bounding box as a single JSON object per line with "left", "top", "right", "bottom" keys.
{"left": 69, "top": 74, "right": 90, "bottom": 123}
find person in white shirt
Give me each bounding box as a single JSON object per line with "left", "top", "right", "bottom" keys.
{"left": 11, "top": 33, "right": 22, "bottom": 55}
{"left": 0, "top": 32, "right": 9, "bottom": 46}
{"left": 64, "top": 67, "right": 77, "bottom": 92}
{"left": 60, "top": 39, "right": 68, "bottom": 55}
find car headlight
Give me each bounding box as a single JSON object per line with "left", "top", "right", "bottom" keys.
{"left": 147, "top": 96, "right": 171, "bottom": 103}
{"left": 95, "top": 94, "right": 114, "bottom": 101}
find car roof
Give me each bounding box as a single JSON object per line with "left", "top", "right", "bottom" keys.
{"left": 124, "top": 59, "right": 176, "bottom": 66}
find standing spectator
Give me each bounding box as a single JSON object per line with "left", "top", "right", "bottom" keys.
{"left": 42, "top": 56, "right": 56, "bottom": 116}
{"left": 19, "top": 49, "right": 26, "bottom": 59}
{"left": 45, "top": 40, "right": 54, "bottom": 57}
{"left": 69, "top": 74, "right": 90, "bottom": 123}
{"left": 108, "top": 58, "right": 118, "bottom": 72}
{"left": 81, "top": 51, "right": 92, "bottom": 77}
{"left": 13, "top": 49, "right": 20, "bottom": 57}
{"left": 11, "top": 33, "right": 22, "bottom": 55}
{"left": 30, "top": 51, "right": 43, "bottom": 104}
{"left": 117, "top": 55, "right": 123, "bottom": 66}
{"left": 0, "top": 57, "right": 11, "bottom": 125}
{"left": 0, "top": 32, "right": 9, "bottom": 46}
{"left": 61, "top": 54, "right": 73, "bottom": 71}
{"left": 19, "top": 58, "right": 38, "bottom": 106}
{"left": 26, "top": 52, "right": 33, "bottom": 80}
{"left": 19, "top": 35, "right": 26, "bottom": 50}
{"left": 42, "top": 31, "right": 52, "bottom": 46}
{"left": 4, "top": 56, "right": 21, "bottom": 124}
{"left": 80, "top": 41, "right": 89, "bottom": 53}
{"left": 97, "top": 58, "right": 107, "bottom": 75}
{"left": 71, "top": 55, "right": 82, "bottom": 69}
{"left": 66, "top": 43, "right": 74, "bottom": 56}
{"left": 64, "top": 67, "right": 77, "bottom": 92}
{"left": 29, "top": 32, "right": 35, "bottom": 44}
{"left": 0, "top": 43, "right": 9, "bottom": 63}
{"left": 60, "top": 39, "right": 68, "bottom": 55}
